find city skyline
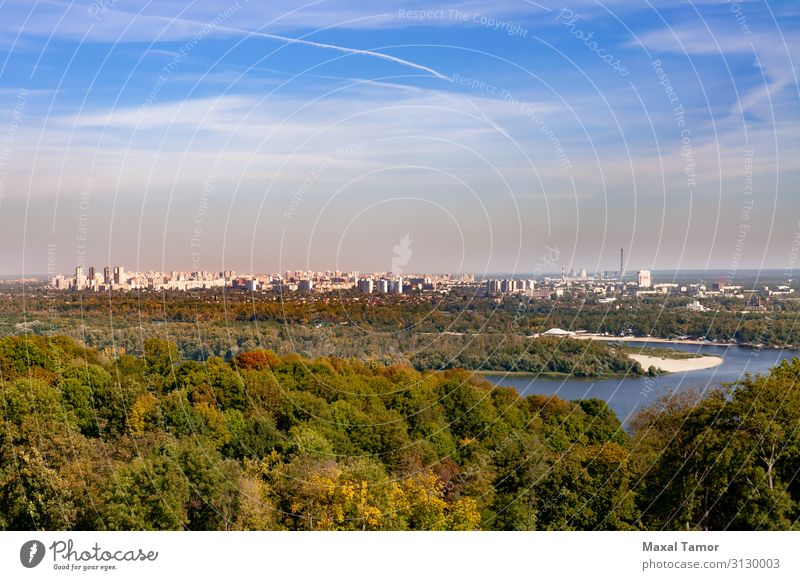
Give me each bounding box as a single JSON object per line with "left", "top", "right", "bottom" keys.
{"left": 26, "top": 260, "right": 800, "bottom": 280}
{"left": 42, "top": 262, "right": 796, "bottom": 318}
{"left": 40, "top": 259, "right": 775, "bottom": 279}
{"left": 0, "top": 1, "right": 798, "bottom": 274}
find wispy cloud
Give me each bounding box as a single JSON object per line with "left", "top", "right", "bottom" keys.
{"left": 2, "top": 1, "right": 450, "bottom": 81}
{"left": 635, "top": 20, "right": 799, "bottom": 117}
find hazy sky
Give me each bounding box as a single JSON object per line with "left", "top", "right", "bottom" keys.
{"left": 0, "top": 0, "right": 797, "bottom": 276}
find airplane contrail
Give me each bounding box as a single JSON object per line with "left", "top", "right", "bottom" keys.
{"left": 225, "top": 25, "right": 449, "bottom": 80}
{"left": 93, "top": 6, "right": 449, "bottom": 81}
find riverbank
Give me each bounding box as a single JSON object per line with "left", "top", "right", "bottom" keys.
{"left": 484, "top": 344, "right": 796, "bottom": 429}
{"left": 573, "top": 334, "right": 715, "bottom": 346}
{"left": 628, "top": 353, "right": 723, "bottom": 373}
{"left": 474, "top": 370, "right": 628, "bottom": 380}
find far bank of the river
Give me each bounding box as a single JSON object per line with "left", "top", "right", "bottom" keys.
{"left": 628, "top": 353, "right": 723, "bottom": 373}
{"left": 473, "top": 370, "right": 631, "bottom": 380}
{"left": 474, "top": 344, "right": 723, "bottom": 379}
{"left": 573, "top": 334, "right": 714, "bottom": 346}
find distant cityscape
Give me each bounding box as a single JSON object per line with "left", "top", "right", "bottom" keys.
{"left": 46, "top": 260, "right": 796, "bottom": 307}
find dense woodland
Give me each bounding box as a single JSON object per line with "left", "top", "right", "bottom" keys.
{"left": 0, "top": 290, "right": 651, "bottom": 376}
{"left": 0, "top": 289, "right": 800, "bottom": 354}
{"left": 2, "top": 290, "right": 799, "bottom": 374}
{"left": 2, "top": 334, "right": 800, "bottom": 530}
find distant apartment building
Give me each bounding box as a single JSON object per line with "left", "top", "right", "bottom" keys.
{"left": 75, "top": 267, "right": 87, "bottom": 290}
{"left": 51, "top": 275, "right": 71, "bottom": 289}
{"left": 686, "top": 300, "right": 708, "bottom": 312}
{"left": 637, "top": 270, "right": 652, "bottom": 288}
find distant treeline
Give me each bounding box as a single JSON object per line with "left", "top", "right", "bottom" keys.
{"left": 2, "top": 290, "right": 799, "bottom": 347}
{"left": 2, "top": 312, "right": 645, "bottom": 378}
{"left": 1, "top": 335, "right": 799, "bottom": 530}
{"left": 410, "top": 335, "right": 644, "bottom": 376}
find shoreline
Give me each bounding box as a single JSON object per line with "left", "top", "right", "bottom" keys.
{"left": 476, "top": 349, "right": 725, "bottom": 379}
{"left": 572, "top": 334, "right": 715, "bottom": 346}
{"left": 572, "top": 334, "right": 800, "bottom": 351}
{"left": 474, "top": 370, "right": 626, "bottom": 380}
{"left": 628, "top": 353, "right": 723, "bottom": 373}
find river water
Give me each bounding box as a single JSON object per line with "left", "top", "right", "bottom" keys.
{"left": 483, "top": 342, "right": 800, "bottom": 427}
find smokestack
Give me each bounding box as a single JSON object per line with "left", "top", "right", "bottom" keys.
{"left": 620, "top": 248, "right": 624, "bottom": 280}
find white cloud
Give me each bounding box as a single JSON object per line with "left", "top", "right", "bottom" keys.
{"left": 634, "top": 21, "right": 799, "bottom": 118}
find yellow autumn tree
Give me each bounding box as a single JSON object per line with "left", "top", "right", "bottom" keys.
{"left": 127, "top": 392, "right": 159, "bottom": 435}
{"left": 385, "top": 470, "right": 480, "bottom": 530}
{"left": 273, "top": 457, "right": 392, "bottom": 530}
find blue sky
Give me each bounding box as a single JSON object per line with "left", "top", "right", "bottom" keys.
{"left": 0, "top": 0, "right": 797, "bottom": 275}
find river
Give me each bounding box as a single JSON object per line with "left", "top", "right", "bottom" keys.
{"left": 482, "top": 342, "right": 800, "bottom": 428}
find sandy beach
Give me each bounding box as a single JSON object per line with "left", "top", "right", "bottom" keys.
{"left": 628, "top": 353, "right": 723, "bottom": 373}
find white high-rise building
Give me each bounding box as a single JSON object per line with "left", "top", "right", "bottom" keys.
{"left": 391, "top": 277, "right": 403, "bottom": 294}
{"left": 75, "top": 266, "right": 86, "bottom": 290}
{"left": 358, "top": 279, "right": 374, "bottom": 294}
{"left": 637, "top": 269, "right": 652, "bottom": 288}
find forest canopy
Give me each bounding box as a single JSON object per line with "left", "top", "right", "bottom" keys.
{"left": 1, "top": 334, "right": 799, "bottom": 530}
